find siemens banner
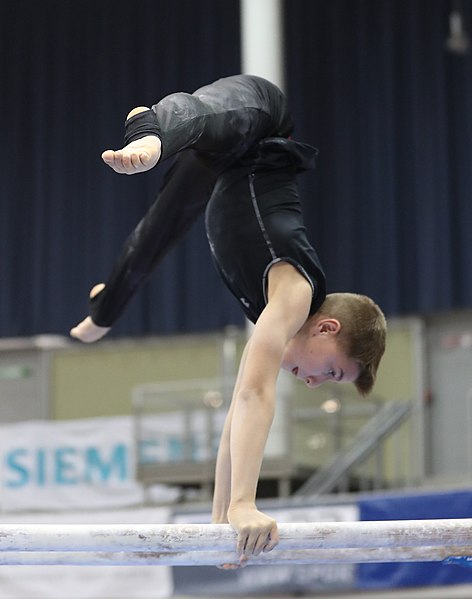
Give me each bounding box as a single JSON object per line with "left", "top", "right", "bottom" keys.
{"left": 0, "top": 416, "right": 143, "bottom": 511}
{"left": 0, "top": 410, "right": 227, "bottom": 512}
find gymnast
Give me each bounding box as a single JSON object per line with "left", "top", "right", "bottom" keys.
{"left": 70, "top": 74, "right": 387, "bottom": 566}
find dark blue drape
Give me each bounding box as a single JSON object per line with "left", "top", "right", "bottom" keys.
{"left": 1, "top": 0, "right": 472, "bottom": 338}
{"left": 0, "top": 0, "right": 243, "bottom": 337}
{"left": 285, "top": 0, "right": 472, "bottom": 316}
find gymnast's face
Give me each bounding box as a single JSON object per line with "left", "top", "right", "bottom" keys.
{"left": 281, "top": 318, "right": 359, "bottom": 389}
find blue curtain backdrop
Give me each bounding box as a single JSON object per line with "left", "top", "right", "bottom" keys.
{"left": 0, "top": 0, "right": 243, "bottom": 337}
{"left": 1, "top": 0, "right": 472, "bottom": 338}
{"left": 284, "top": 0, "right": 472, "bottom": 317}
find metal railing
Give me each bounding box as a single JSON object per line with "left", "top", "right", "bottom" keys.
{"left": 293, "top": 400, "right": 414, "bottom": 499}
{"left": 132, "top": 374, "right": 416, "bottom": 500}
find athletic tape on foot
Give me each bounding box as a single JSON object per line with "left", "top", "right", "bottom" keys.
{"left": 124, "top": 110, "right": 161, "bottom": 145}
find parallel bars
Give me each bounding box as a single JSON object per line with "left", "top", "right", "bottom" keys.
{"left": 0, "top": 519, "right": 471, "bottom": 566}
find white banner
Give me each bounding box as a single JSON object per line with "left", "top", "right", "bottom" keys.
{"left": 0, "top": 412, "right": 225, "bottom": 512}
{"left": 0, "top": 406, "right": 288, "bottom": 513}
{"left": 0, "top": 416, "right": 145, "bottom": 511}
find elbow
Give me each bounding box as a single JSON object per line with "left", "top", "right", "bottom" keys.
{"left": 235, "top": 387, "right": 276, "bottom": 416}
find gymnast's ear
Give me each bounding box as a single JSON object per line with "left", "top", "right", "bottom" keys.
{"left": 311, "top": 318, "right": 341, "bottom": 336}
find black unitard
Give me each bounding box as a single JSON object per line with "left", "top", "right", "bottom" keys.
{"left": 89, "top": 75, "right": 326, "bottom": 326}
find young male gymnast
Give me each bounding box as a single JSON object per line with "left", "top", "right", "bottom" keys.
{"left": 70, "top": 74, "right": 387, "bottom": 565}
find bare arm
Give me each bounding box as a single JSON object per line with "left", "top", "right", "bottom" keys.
{"left": 211, "top": 341, "right": 252, "bottom": 524}
{"left": 211, "top": 403, "right": 233, "bottom": 524}
{"left": 226, "top": 263, "right": 312, "bottom": 561}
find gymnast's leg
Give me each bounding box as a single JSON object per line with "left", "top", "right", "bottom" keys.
{"left": 70, "top": 150, "right": 217, "bottom": 341}
{"left": 71, "top": 76, "right": 293, "bottom": 341}
{"left": 102, "top": 75, "right": 293, "bottom": 176}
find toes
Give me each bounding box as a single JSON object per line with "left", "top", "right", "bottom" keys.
{"left": 130, "top": 152, "right": 144, "bottom": 169}
{"left": 119, "top": 151, "right": 131, "bottom": 170}
{"left": 139, "top": 151, "right": 150, "bottom": 166}
{"left": 101, "top": 150, "right": 115, "bottom": 163}
{"left": 101, "top": 139, "right": 159, "bottom": 175}
{"left": 101, "top": 150, "right": 126, "bottom": 174}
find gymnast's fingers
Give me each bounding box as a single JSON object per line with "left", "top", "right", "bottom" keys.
{"left": 263, "top": 523, "right": 279, "bottom": 552}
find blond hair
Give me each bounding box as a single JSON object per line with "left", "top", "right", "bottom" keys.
{"left": 316, "top": 292, "right": 387, "bottom": 396}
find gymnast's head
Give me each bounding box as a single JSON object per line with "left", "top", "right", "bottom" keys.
{"left": 281, "top": 293, "right": 387, "bottom": 396}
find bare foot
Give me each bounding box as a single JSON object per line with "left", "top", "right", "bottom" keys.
{"left": 70, "top": 284, "right": 111, "bottom": 343}
{"left": 70, "top": 316, "right": 111, "bottom": 343}
{"left": 102, "top": 135, "right": 161, "bottom": 175}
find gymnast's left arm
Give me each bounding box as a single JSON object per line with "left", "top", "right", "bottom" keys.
{"left": 224, "top": 322, "right": 281, "bottom": 563}
{"left": 226, "top": 286, "right": 311, "bottom": 563}
{"left": 225, "top": 264, "right": 313, "bottom": 564}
